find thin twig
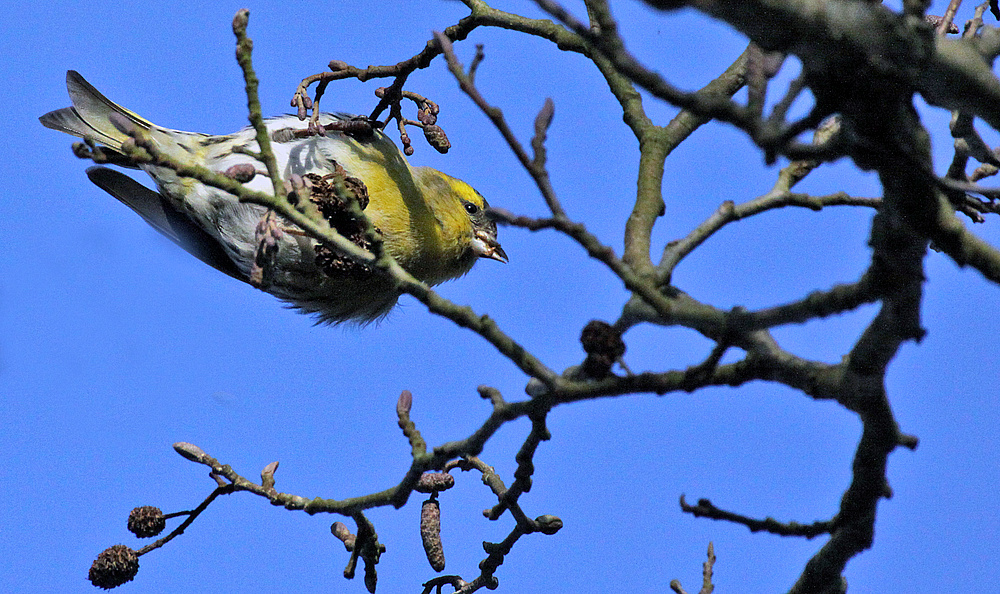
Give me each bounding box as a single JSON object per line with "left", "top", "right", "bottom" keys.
{"left": 679, "top": 495, "right": 835, "bottom": 538}
{"left": 434, "top": 32, "right": 563, "bottom": 217}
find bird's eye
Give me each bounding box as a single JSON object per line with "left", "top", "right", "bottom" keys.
{"left": 464, "top": 201, "right": 480, "bottom": 215}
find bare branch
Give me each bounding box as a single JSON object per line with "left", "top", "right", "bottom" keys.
{"left": 679, "top": 495, "right": 835, "bottom": 538}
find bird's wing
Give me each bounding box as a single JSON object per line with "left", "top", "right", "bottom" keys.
{"left": 86, "top": 166, "right": 244, "bottom": 281}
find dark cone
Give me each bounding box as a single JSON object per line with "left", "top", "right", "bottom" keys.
{"left": 88, "top": 545, "right": 139, "bottom": 589}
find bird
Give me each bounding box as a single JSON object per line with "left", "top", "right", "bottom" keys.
{"left": 39, "top": 70, "right": 506, "bottom": 324}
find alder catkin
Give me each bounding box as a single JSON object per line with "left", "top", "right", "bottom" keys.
{"left": 420, "top": 498, "right": 445, "bottom": 571}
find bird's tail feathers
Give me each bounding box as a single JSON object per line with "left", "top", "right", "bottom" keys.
{"left": 39, "top": 70, "right": 154, "bottom": 151}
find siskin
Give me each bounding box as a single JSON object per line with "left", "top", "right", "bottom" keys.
{"left": 40, "top": 71, "right": 506, "bottom": 324}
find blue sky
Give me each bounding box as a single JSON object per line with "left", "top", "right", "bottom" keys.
{"left": 3, "top": 1, "right": 999, "bottom": 592}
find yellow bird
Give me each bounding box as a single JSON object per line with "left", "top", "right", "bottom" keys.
{"left": 40, "top": 71, "right": 506, "bottom": 323}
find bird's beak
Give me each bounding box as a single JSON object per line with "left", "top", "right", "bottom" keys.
{"left": 472, "top": 229, "right": 508, "bottom": 263}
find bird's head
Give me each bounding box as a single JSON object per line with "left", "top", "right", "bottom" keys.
{"left": 458, "top": 194, "right": 507, "bottom": 264}
{"left": 411, "top": 167, "right": 507, "bottom": 283}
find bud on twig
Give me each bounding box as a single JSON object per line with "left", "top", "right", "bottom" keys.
{"left": 331, "top": 521, "right": 356, "bottom": 550}
{"left": 535, "top": 514, "right": 563, "bottom": 535}
{"left": 261, "top": 461, "right": 279, "bottom": 491}
{"left": 232, "top": 8, "right": 250, "bottom": 34}
{"left": 223, "top": 163, "right": 257, "bottom": 183}
{"left": 173, "top": 442, "right": 207, "bottom": 463}
{"left": 364, "top": 560, "right": 378, "bottom": 593}
{"left": 397, "top": 390, "right": 413, "bottom": 418}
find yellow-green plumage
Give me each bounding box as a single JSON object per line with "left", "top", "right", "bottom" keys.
{"left": 40, "top": 71, "right": 505, "bottom": 323}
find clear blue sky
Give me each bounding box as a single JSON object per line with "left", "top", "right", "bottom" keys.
{"left": 3, "top": 1, "right": 998, "bottom": 592}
